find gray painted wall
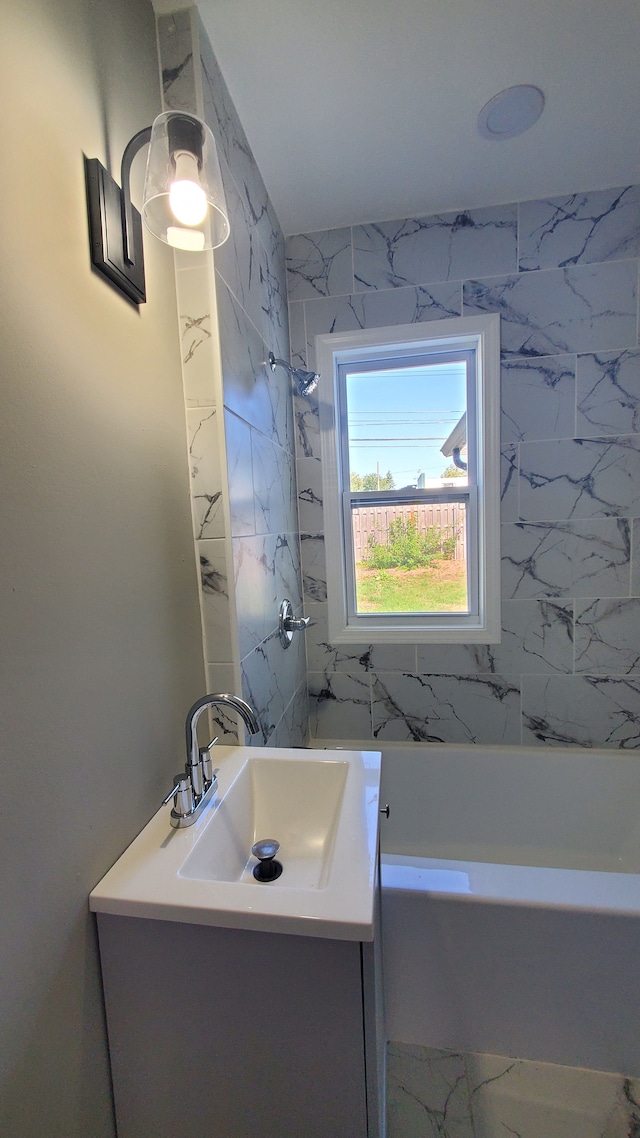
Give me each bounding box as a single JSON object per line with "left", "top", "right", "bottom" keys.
{"left": 286, "top": 191, "right": 640, "bottom": 747}
{"left": 0, "top": 2, "right": 206, "bottom": 1134}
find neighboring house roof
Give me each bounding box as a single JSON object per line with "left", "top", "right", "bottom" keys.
{"left": 441, "top": 411, "right": 466, "bottom": 458}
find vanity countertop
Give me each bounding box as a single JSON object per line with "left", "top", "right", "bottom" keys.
{"left": 90, "top": 745, "right": 382, "bottom": 941}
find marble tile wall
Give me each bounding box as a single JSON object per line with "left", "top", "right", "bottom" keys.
{"left": 158, "top": 9, "right": 307, "bottom": 745}
{"left": 387, "top": 1043, "right": 640, "bottom": 1138}
{"left": 286, "top": 186, "right": 640, "bottom": 747}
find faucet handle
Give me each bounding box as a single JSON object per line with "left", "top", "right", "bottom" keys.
{"left": 162, "top": 775, "right": 193, "bottom": 816}
{"left": 200, "top": 737, "right": 219, "bottom": 784}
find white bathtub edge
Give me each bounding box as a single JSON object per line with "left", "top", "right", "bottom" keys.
{"left": 381, "top": 853, "right": 640, "bottom": 917}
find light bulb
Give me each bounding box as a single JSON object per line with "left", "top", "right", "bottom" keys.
{"left": 169, "top": 151, "right": 207, "bottom": 226}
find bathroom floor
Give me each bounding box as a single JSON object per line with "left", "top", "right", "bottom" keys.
{"left": 387, "top": 1043, "right": 640, "bottom": 1138}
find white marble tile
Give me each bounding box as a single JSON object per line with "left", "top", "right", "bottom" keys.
{"left": 371, "top": 672, "right": 521, "bottom": 744}
{"left": 518, "top": 436, "right": 640, "bottom": 521}
{"left": 214, "top": 158, "right": 264, "bottom": 336}
{"left": 199, "top": 28, "right": 281, "bottom": 276}
{"left": 307, "top": 671, "right": 373, "bottom": 739}
{"left": 233, "top": 535, "right": 279, "bottom": 662}
{"left": 217, "top": 278, "right": 293, "bottom": 452}
{"left": 577, "top": 349, "right": 640, "bottom": 437}
{"left": 632, "top": 519, "right": 640, "bottom": 596}
{"left": 522, "top": 674, "right": 640, "bottom": 747}
{"left": 500, "top": 446, "right": 520, "bottom": 523}
{"left": 285, "top": 228, "right": 353, "bottom": 301}
{"left": 158, "top": 10, "right": 196, "bottom": 114}
{"left": 296, "top": 457, "right": 324, "bottom": 533}
{"left": 260, "top": 239, "right": 290, "bottom": 367}
{"left": 488, "top": 599, "right": 574, "bottom": 675}
{"left": 518, "top": 185, "right": 640, "bottom": 271}
{"left": 501, "top": 519, "right": 631, "bottom": 599}
{"left": 353, "top": 205, "right": 517, "bottom": 290}
{"left": 387, "top": 1043, "right": 473, "bottom": 1138}
{"left": 416, "top": 599, "right": 574, "bottom": 675}
{"left": 463, "top": 260, "right": 638, "bottom": 358}
{"left": 199, "top": 538, "right": 233, "bottom": 664}
{"left": 233, "top": 532, "right": 302, "bottom": 660}
{"left": 198, "top": 13, "right": 238, "bottom": 162}
{"left": 300, "top": 533, "right": 327, "bottom": 603}
{"left": 305, "top": 602, "right": 417, "bottom": 676}
{"left": 294, "top": 387, "right": 322, "bottom": 461}
{"left": 265, "top": 682, "right": 309, "bottom": 749}
{"left": 302, "top": 293, "right": 365, "bottom": 368}
{"left": 363, "top": 281, "right": 462, "bottom": 323}
{"left": 241, "top": 629, "right": 306, "bottom": 744}
{"left": 251, "top": 434, "right": 297, "bottom": 537}
{"left": 203, "top": 663, "right": 240, "bottom": 744}
{"left": 187, "top": 407, "right": 225, "bottom": 540}
{"left": 273, "top": 534, "right": 303, "bottom": 613}
{"left": 288, "top": 300, "right": 306, "bottom": 370}
{"left": 167, "top": 13, "right": 302, "bottom": 753}
{"left": 501, "top": 355, "right": 576, "bottom": 444}
{"left": 302, "top": 284, "right": 462, "bottom": 370}
{"left": 469, "top": 1053, "right": 640, "bottom": 1138}
{"left": 575, "top": 597, "right": 640, "bottom": 674}
{"left": 386, "top": 1045, "right": 640, "bottom": 1138}
{"left": 603, "top": 1080, "right": 640, "bottom": 1138}
{"left": 224, "top": 410, "right": 255, "bottom": 537}
{"left": 176, "top": 265, "right": 217, "bottom": 406}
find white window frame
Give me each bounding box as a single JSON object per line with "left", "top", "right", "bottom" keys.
{"left": 317, "top": 315, "right": 501, "bottom": 644}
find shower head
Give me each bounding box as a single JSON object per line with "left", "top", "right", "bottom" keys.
{"left": 268, "top": 351, "right": 319, "bottom": 396}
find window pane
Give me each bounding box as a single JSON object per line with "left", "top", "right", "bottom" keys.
{"left": 352, "top": 500, "right": 468, "bottom": 615}
{"left": 345, "top": 360, "right": 468, "bottom": 494}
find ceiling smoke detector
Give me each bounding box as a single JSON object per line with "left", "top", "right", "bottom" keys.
{"left": 477, "top": 85, "right": 545, "bottom": 141}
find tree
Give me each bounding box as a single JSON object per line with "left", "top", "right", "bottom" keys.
{"left": 441, "top": 463, "right": 466, "bottom": 479}
{"left": 362, "top": 514, "right": 454, "bottom": 569}
{"left": 351, "top": 469, "right": 395, "bottom": 491}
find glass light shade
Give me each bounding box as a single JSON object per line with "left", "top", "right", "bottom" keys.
{"left": 141, "top": 111, "right": 230, "bottom": 251}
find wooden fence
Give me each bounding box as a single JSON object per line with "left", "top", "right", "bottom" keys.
{"left": 352, "top": 502, "right": 466, "bottom": 563}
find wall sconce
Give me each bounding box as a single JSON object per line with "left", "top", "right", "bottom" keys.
{"left": 85, "top": 111, "right": 229, "bottom": 305}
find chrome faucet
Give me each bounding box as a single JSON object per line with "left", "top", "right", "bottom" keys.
{"left": 163, "top": 693, "right": 259, "bottom": 829}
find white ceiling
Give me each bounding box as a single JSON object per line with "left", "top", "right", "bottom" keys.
{"left": 157, "top": 0, "right": 640, "bottom": 236}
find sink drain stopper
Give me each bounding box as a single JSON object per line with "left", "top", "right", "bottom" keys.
{"left": 251, "top": 838, "right": 283, "bottom": 882}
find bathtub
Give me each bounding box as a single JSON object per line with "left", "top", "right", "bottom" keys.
{"left": 316, "top": 740, "right": 640, "bottom": 1077}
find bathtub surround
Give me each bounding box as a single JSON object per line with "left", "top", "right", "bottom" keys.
{"left": 387, "top": 1043, "right": 640, "bottom": 1138}
{"left": 158, "top": 9, "right": 308, "bottom": 746}
{"left": 288, "top": 185, "right": 640, "bottom": 747}
{"left": 373, "top": 741, "right": 640, "bottom": 1083}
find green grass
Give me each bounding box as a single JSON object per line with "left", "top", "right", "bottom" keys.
{"left": 355, "top": 561, "right": 468, "bottom": 614}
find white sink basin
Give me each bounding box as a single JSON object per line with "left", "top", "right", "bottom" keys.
{"left": 90, "top": 746, "right": 382, "bottom": 941}
{"left": 180, "top": 757, "right": 348, "bottom": 889}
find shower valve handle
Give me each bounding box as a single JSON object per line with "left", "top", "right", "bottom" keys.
{"left": 279, "top": 599, "right": 310, "bottom": 648}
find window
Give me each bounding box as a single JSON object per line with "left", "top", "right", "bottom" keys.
{"left": 317, "top": 316, "right": 500, "bottom": 643}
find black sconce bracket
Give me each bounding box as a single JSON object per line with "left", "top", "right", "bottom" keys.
{"left": 85, "top": 126, "right": 151, "bottom": 306}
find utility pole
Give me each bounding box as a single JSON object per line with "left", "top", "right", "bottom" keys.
{"left": 376, "top": 461, "right": 380, "bottom": 490}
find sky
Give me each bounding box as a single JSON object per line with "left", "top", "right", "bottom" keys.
{"left": 345, "top": 360, "right": 467, "bottom": 486}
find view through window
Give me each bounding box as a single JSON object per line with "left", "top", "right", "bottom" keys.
{"left": 342, "top": 355, "right": 471, "bottom": 617}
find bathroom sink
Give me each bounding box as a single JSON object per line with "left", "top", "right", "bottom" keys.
{"left": 90, "top": 745, "right": 382, "bottom": 940}
{"left": 179, "top": 757, "right": 348, "bottom": 889}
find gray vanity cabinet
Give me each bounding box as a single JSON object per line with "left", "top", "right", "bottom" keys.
{"left": 97, "top": 909, "right": 385, "bottom": 1138}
